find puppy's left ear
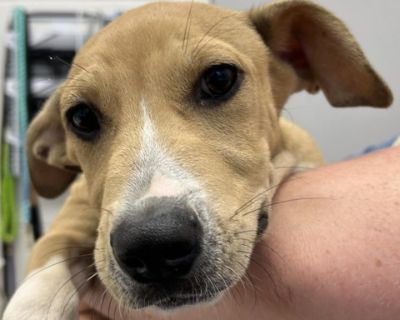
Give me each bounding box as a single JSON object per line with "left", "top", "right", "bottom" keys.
{"left": 250, "top": 0, "right": 393, "bottom": 107}
{"left": 27, "top": 88, "right": 80, "bottom": 198}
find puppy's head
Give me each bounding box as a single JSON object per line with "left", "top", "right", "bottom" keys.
{"left": 27, "top": 0, "right": 392, "bottom": 310}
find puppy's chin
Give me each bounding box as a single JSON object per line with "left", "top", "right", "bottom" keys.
{"left": 129, "top": 286, "right": 226, "bottom": 310}
{"left": 143, "top": 291, "right": 224, "bottom": 315}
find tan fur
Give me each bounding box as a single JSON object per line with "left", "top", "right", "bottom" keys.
{"left": 279, "top": 118, "right": 323, "bottom": 167}
{"left": 28, "top": 177, "right": 97, "bottom": 271}
{"left": 4, "top": 1, "right": 392, "bottom": 318}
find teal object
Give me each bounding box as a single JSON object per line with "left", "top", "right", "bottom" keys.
{"left": 14, "top": 8, "right": 30, "bottom": 224}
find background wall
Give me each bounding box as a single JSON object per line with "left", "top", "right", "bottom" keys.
{"left": 216, "top": 0, "right": 399, "bottom": 162}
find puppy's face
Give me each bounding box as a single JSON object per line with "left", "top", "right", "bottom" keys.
{"left": 27, "top": 1, "right": 391, "bottom": 310}
{"left": 67, "top": 5, "right": 275, "bottom": 308}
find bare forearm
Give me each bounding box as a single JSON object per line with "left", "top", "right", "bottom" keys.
{"left": 264, "top": 147, "right": 400, "bottom": 319}
{"left": 81, "top": 147, "right": 400, "bottom": 319}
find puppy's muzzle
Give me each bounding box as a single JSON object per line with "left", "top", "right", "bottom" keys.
{"left": 111, "top": 197, "right": 203, "bottom": 284}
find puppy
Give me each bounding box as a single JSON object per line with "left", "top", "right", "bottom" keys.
{"left": 4, "top": 0, "right": 392, "bottom": 319}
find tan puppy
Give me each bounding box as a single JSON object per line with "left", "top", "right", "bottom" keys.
{"left": 4, "top": 1, "right": 392, "bottom": 319}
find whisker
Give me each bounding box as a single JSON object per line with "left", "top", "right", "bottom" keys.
{"left": 238, "top": 241, "right": 253, "bottom": 250}
{"left": 121, "top": 293, "right": 131, "bottom": 320}
{"left": 215, "top": 270, "right": 234, "bottom": 306}
{"left": 39, "top": 246, "right": 101, "bottom": 260}
{"left": 88, "top": 281, "right": 96, "bottom": 320}
{"left": 241, "top": 267, "right": 260, "bottom": 310}
{"left": 60, "top": 271, "right": 98, "bottom": 319}
{"left": 231, "top": 261, "right": 250, "bottom": 294}
{"left": 186, "top": 0, "right": 195, "bottom": 53}
{"left": 230, "top": 189, "right": 269, "bottom": 221}
{"left": 249, "top": 255, "right": 283, "bottom": 301}
{"left": 192, "top": 12, "right": 237, "bottom": 58}
{"left": 235, "top": 235, "right": 286, "bottom": 264}
{"left": 63, "top": 76, "right": 90, "bottom": 83}
{"left": 98, "top": 287, "right": 109, "bottom": 319}
{"left": 49, "top": 55, "right": 90, "bottom": 74}
{"left": 282, "top": 107, "right": 295, "bottom": 122}
{"left": 182, "top": 0, "right": 195, "bottom": 51}
{"left": 89, "top": 278, "right": 102, "bottom": 320}
{"left": 27, "top": 253, "right": 95, "bottom": 281}
{"left": 234, "top": 229, "right": 257, "bottom": 236}
{"left": 229, "top": 176, "right": 303, "bottom": 220}
{"left": 113, "top": 295, "right": 119, "bottom": 320}
{"left": 241, "top": 252, "right": 276, "bottom": 292}
{"left": 256, "top": 241, "right": 285, "bottom": 263}
{"left": 107, "top": 289, "right": 113, "bottom": 320}
{"left": 241, "top": 196, "right": 334, "bottom": 217}
{"left": 47, "top": 262, "right": 96, "bottom": 320}
{"left": 118, "top": 291, "right": 125, "bottom": 320}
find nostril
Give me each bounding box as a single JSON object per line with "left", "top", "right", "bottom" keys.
{"left": 164, "top": 240, "right": 196, "bottom": 259}
{"left": 111, "top": 197, "right": 203, "bottom": 284}
{"left": 165, "top": 240, "right": 199, "bottom": 264}
{"left": 165, "top": 252, "right": 196, "bottom": 268}
{"left": 132, "top": 260, "right": 148, "bottom": 277}
{"left": 129, "top": 257, "right": 146, "bottom": 272}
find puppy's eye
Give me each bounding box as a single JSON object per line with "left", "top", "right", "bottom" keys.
{"left": 199, "top": 64, "right": 240, "bottom": 101}
{"left": 66, "top": 103, "right": 100, "bottom": 140}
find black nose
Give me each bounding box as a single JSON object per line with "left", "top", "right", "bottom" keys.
{"left": 111, "top": 197, "right": 202, "bottom": 284}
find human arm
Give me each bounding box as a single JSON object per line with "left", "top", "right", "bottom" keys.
{"left": 80, "top": 147, "right": 400, "bottom": 320}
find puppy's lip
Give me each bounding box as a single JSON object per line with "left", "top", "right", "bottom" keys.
{"left": 130, "top": 283, "right": 227, "bottom": 309}
{"left": 146, "top": 291, "right": 224, "bottom": 309}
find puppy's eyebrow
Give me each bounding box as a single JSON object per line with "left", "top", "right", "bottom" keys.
{"left": 59, "top": 91, "right": 88, "bottom": 111}
{"left": 192, "top": 12, "right": 238, "bottom": 58}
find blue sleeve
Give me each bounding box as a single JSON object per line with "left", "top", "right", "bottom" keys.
{"left": 359, "top": 136, "right": 400, "bottom": 155}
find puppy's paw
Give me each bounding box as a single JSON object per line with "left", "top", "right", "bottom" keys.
{"left": 3, "top": 255, "right": 89, "bottom": 320}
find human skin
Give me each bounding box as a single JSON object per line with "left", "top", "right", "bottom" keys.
{"left": 80, "top": 147, "right": 400, "bottom": 320}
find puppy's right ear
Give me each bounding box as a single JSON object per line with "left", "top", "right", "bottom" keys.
{"left": 27, "top": 89, "right": 79, "bottom": 198}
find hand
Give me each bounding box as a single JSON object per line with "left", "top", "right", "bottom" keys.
{"left": 80, "top": 148, "right": 400, "bottom": 319}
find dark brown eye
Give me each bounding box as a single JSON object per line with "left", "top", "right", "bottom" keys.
{"left": 66, "top": 103, "right": 100, "bottom": 140}
{"left": 199, "top": 64, "right": 240, "bottom": 101}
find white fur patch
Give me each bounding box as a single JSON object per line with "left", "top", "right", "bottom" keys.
{"left": 118, "top": 99, "right": 205, "bottom": 213}
{"left": 3, "top": 255, "right": 83, "bottom": 320}
{"left": 144, "top": 171, "right": 186, "bottom": 199}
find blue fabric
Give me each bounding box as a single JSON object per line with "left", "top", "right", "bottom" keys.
{"left": 360, "top": 136, "right": 398, "bottom": 155}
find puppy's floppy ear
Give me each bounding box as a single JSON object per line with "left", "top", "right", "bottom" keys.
{"left": 27, "top": 88, "right": 80, "bottom": 198}
{"left": 250, "top": 0, "right": 393, "bottom": 107}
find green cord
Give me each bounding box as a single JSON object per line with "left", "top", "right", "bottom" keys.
{"left": 1, "top": 142, "right": 18, "bottom": 243}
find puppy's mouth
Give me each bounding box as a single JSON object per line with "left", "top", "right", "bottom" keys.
{"left": 153, "top": 294, "right": 222, "bottom": 310}
{"left": 107, "top": 255, "right": 231, "bottom": 310}
{"left": 108, "top": 243, "right": 233, "bottom": 310}
{"left": 138, "top": 290, "right": 224, "bottom": 310}
{"left": 99, "top": 195, "right": 268, "bottom": 310}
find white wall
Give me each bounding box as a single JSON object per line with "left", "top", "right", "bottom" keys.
{"left": 216, "top": 0, "right": 399, "bottom": 162}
